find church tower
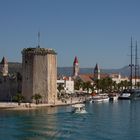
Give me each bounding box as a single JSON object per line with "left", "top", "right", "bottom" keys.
{"left": 22, "top": 47, "right": 57, "bottom": 104}
{"left": 94, "top": 63, "right": 100, "bottom": 80}
{"left": 0, "top": 57, "right": 8, "bottom": 76}
{"left": 73, "top": 56, "right": 79, "bottom": 77}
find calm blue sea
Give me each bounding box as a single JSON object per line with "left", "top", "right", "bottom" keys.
{"left": 0, "top": 100, "right": 140, "bottom": 140}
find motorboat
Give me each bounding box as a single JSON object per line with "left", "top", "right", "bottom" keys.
{"left": 118, "top": 89, "right": 140, "bottom": 100}
{"left": 130, "top": 89, "right": 140, "bottom": 100}
{"left": 92, "top": 94, "right": 109, "bottom": 103}
{"left": 118, "top": 93, "right": 131, "bottom": 100}
{"left": 118, "top": 90, "right": 131, "bottom": 100}
{"left": 72, "top": 104, "right": 87, "bottom": 114}
{"left": 109, "top": 93, "right": 118, "bottom": 101}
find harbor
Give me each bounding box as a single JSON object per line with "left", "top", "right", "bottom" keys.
{"left": 1, "top": 1, "right": 140, "bottom": 139}
{"left": 0, "top": 100, "right": 140, "bottom": 140}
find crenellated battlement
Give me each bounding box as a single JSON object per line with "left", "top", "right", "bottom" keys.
{"left": 22, "top": 48, "right": 57, "bottom": 55}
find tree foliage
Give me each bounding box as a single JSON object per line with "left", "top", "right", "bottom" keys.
{"left": 13, "top": 93, "right": 25, "bottom": 105}
{"left": 57, "top": 84, "right": 64, "bottom": 92}
{"left": 74, "top": 79, "right": 83, "bottom": 90}
{"left": 32, "top": 94, "right": 42, "bottom": 104}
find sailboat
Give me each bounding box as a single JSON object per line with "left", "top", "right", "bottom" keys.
{"left": 119, "top": 38, "right": 140, "bottom": 100}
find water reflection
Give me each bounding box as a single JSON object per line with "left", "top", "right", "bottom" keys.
{"left": 1, "top": 101, "right": 140, "bottom": 140}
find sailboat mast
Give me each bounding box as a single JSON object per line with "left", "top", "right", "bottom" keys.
{"left": 135, "top": 41, "right": 138, "bottom": 88}
{"left": 130, "top": 37, "right": 133, "bottom": 90}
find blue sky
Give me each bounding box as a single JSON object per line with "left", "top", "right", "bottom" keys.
{"left": 0, "top": 0, "right": 140, "bottom": 69}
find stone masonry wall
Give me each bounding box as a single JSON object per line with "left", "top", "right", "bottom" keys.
{"left": 22, "top": 53, "right": 34, "bottom": 102}
{"left": 22, "top": 48, "right": 57, "bottom": 103}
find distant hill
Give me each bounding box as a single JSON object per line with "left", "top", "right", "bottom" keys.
{"left": 8, "top": 62, "right": 22, "bottom": 73}
{"left": 58, "top": 66, "right": 131, "bottom": 76}
{"left": 8, "top": 62, "right": 131, "bottom": 76}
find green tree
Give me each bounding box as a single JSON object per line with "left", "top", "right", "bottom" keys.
{"left": 83, "top": 81, "right": 92, "bottom": 93}
{"left": 57, "top": 84, "right": 64, "bottom": 92}
{"left": 97, "top": 77, "right": 113, "bottom": 93}
{"left": 32, "top": 94, "right": 42, "bottom": 104}
{"left": 13, "top": 93, "right": 25, "bottom": 105}
{"left": 74, "top": 79, "right": 83, "bottom": 90}
{"left": 94, "top": 79, "right": 101, "bottom": 92}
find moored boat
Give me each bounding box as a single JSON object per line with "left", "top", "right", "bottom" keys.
{"left": 109, "top": 93, "right": 118, "bottom": 101}
{"left": 92, "top": 94, "right": 109, "bottom": 103}
{"left": 118, "top": 93, "right": 131, "bottom": 100}
{"left": 118, "top": 89, "right": 140, "bottom": 100}
{"left": 130, "top": 89, "right": 140, "bottom": 100}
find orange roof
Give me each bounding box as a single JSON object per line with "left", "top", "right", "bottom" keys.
{"left": 78, "top": 74, "right": 93, "bottom": 82}
{"left": 78, "top": 73, "right": 109, "bottom": 82}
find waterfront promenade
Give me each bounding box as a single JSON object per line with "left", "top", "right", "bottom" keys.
{"left": 0, "top": 96, "right": 85, "bottom": 110}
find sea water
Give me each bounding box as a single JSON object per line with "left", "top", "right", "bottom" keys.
{"left": 0, "top": 100, "right": 140, "bottom": 140}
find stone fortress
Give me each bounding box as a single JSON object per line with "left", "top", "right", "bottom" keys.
{"left": 22, "top": 47, "right": 57, "bottom": 104}
{"left": 0, "top": 57, "right": 21, "bottom": 101}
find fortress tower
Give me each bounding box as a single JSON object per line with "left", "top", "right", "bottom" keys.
{"left": 0, "top": 57, "right": 8, "bottom": 76}
{"left": 22, "top": 47, "right": 57, "bottom": 103}
{"left": 73, "top": 56, "right": 79, "bottom": 77}
{"left": 94, "top": 63, "right": 100, "bottom": 80}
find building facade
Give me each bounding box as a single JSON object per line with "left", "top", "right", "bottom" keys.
{"left": 22, "top": 47, "right": 57, "bottom": 103}
{"left": 57, "top": 77, "right": 74, "bottom": 94}
{"left": 110, "top": 73, "right": 129, "bottom": 84}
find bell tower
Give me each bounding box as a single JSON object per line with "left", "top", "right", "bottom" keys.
{"left": 94, "top": 63, "right": 100, "bottom": 80}
{"left": 73, "top": 56, "right": 79, "bottom": 77}
{"left": 0, "top": 57, "right": 8, "bottom": 76}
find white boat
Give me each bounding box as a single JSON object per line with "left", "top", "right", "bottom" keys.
{"left": 118, "top": 90, "right": 131, "bottom": 100}
{"left": 72, "top": 104, "right": 87, "bottom": 114}
{"left": 109, "top": 94, "right": 118, "bottom": 101}
{"left": 130, "top": 89, "right": 140, "bottom": 100}
{"left": 92, "top": 95, "right": 103, "bottom": 102}
{"left": 118, "top": 93, "right": 131, "bottom": 100}
{"left": 92, "top": 95, "right": 109, "bottom": 102}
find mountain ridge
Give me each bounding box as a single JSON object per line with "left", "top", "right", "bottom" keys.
{"left": 7, "top": 62, "right": 130, "bottom": 76}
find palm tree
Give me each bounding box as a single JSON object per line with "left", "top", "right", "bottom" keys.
{"left": 97, "top": 77, "right": 113, "bottom": 93}
{"left": 13, "top": 93, "right": 25, "bottom": 105}
{"left": 112, "top": 81, "right": 117, "bottom": 92}
{"left": 32, "top": 94, "right": 42, "bottom": 104}
{"left": 57, "top": 84, "right": 64, "bottom": 92}
{"left": 83, "top": 81, "right": 92, "bottom": 93}
{"left": 94, "top": 79, "right": 101, "bottom": 93}
{"left": 74, "top": 79, "right": 83, "bottom": 90}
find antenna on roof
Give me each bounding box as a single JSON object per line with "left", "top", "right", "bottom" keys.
{"left": 37, "top": 31, "right": 40, "bottom": 48}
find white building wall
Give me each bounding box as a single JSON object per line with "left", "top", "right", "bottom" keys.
{"left": 57, "top": 79, "right": 74, "bottom": 93}
{"left": 132, "top": 78, "right": 140, "bottom": 85}
{"left": 110, "top": 74, "right": 129, "bottom": 84}
{"left": 65, "top": 80, "right": 74, "bottom": 93}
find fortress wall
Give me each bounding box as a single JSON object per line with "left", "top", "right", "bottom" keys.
{"left": 33, "top": 55, "right": 48, "bottom": 103}
{"left": 33, "top": 54, "right": 57, "bottom": 103}
{"left": 47, "top": 54, "right": 57, "bottom": 104}
{"left": 22, "top": 48, "right": 57, "bottom": 103}
{"left": 0, "top": 79, "right": 18, "bottom": 101}
{"left": 22, "top": 53, "right": 34, "bottom": 102}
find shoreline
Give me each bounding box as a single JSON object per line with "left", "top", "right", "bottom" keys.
{"left": 0, "top": 99, "right": 85, "bottom": 111}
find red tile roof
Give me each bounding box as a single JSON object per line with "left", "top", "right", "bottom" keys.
{"left": 73, "top": 56, "right": 78, "bottom": 64}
